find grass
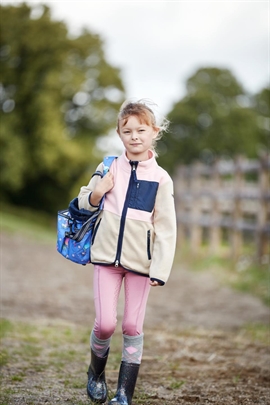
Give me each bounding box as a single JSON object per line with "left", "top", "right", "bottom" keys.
{"left": 0, "top": 318, "right": 91, "bottom": 403}
{"left": 239, "top": 323, "right": 270, "bottom": 345}
{"left": 175, "top": 242, "right": 270, "bottom": 306}
{"left": 1, "top": 319, "right": 171, "bottom": 403}
{"left": 0, "top": 203, "right": 56, "bottom": 243}
{"left": 1, "top": 318, "right": 269, "bottom": 404}
{"left": 169, "top": 380, "right": 185, "bottom": 389}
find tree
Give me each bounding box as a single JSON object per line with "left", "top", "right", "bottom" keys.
{"left": 158, "top": 67, "right": 266, "bottom": 173}
{"left": 253, "top": 87, "right": 270, "bottom": 154}
{"left": 0, "top": 3, "right": 125, "bottom": 212}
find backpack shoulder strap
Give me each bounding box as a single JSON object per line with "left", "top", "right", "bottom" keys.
{"left": 103, "top": 155, "right": 117, "bottom": 175}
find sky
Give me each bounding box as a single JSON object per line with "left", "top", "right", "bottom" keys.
{"left": 1, "top": 0, "right": 269, "bottom": 115}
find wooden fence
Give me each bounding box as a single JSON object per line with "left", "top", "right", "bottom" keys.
{"left": 173, "top": 154, "right": 270, "bottom": 261}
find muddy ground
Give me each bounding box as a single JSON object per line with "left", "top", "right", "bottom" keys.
{"left": 1, "top": 232, "right": 270, "bottom": 404}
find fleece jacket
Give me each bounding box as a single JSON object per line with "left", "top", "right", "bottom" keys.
{"left": 78, "top": 150, "right": 177, "bottom": 285}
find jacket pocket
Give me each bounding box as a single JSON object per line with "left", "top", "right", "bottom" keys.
{"left": 147, "top": 230, "right": 151, "bottom": 260}
{"left": 91, "top": 218, "right": 101, "bottom": 245}
{"left": 129, "top": 181, "right": 159, "bottom": 213}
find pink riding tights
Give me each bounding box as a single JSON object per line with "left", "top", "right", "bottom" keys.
{"left": 93, "top": 265, "right": 151, "bottom": 339}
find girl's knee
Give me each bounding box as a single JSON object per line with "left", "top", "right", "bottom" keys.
{"left": 122, "top": 321, "right": 142, "bottom": 336}
{"left": 94, "top": 322, "right": 116, "bottom": 340}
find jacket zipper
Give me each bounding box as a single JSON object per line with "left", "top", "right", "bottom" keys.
{"left": 115, "top": 161, "right": 138, "bottom": 267}
{"left": 147, "top": 230, "right": 151, "bottom": 260}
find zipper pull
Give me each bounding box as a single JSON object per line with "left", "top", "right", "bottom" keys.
{"left": 131, "top": 162, "right": 138, "bottom": 181}
{"left": 115, "top": 260, "right": 119, "bottom": 267}
{"left": 130, "top": 161, "right": 138, "bottom": 171}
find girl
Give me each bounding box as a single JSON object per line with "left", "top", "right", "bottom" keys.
{"left": 78, "top": 99, "right": 177, "bottom": 405}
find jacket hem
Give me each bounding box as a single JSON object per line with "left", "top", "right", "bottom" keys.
{"left": 91, "top": 260, "right": 150, "bottom": 278}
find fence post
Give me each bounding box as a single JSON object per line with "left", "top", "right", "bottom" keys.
{"left": 190, "top": 162, "right": 202, "bottom": 252}
{"left": 209, "top": 160, "right": 221, "bottom": 254}
{"left": 175, "top": 164, "right": 186, "bottom": 247}
{"left": 230, "top": 156, "right": 244, "bottom": 260}
{"left": 257, "top": 153, "right": 269, "bottom": 260}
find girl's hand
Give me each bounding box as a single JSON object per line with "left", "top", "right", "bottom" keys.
{"left": 149, "top": 280, "right": 162, "bottom": 287}
{"left": 96, "top": 172, "right": 114, "bottom": 194}
{"left": 90, "top": 172, "right": 114, "bottom": 206}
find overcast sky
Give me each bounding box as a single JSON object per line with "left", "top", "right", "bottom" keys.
{"left": 1, "top": 0, "right": 269, "bottom": 114}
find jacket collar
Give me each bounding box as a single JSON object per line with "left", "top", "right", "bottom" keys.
{"left": 118, "top": 150, "right": 158, "bottom": 173}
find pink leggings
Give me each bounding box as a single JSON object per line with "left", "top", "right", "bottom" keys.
{"left": 93, "top": 265, "right": 151, "bottom": 339}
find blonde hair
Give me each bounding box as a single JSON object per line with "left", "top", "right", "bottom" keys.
{"left": 117, "top": 98, "right": 169, "bottom": 155}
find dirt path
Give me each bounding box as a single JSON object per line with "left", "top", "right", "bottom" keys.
{"left": 1, "top": 232, "right": 270, "bottom": 404}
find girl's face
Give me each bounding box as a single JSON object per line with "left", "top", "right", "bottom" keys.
{"left": 117, "top": 115, "right": 159, "bottom": 161}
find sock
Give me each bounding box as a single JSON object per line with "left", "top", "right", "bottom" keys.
{"left": 90, "top": 330, "right": 111, "bottom": 358}
{"left": 122, "top": 334, "right": 144, "bottom": 364}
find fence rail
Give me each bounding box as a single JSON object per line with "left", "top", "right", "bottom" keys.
{"left": 173, "top": 155, "right": 270, "bottom": 261}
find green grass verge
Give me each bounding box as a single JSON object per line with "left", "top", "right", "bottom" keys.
{"left": 0, "top": 203, "right": 56, "bottom": 243}
{"left": 174, "top": 244, "right": 270, "bottom": 306}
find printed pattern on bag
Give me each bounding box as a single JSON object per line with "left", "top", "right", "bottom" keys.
{"left": 57, "top": 210, "right": 92, "bottom": 265}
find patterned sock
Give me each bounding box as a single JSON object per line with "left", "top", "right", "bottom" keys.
{"left": 90, "top": 330, "right": 111, "bottom": 358}
{"left": 122, "top": 333, "right": 144, "bottom": 364}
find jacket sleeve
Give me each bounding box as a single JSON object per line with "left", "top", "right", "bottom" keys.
{"left": 78, "top": 162, "right": 103, "bottom": 211}
{"left": 149, "top": 177, "right": 177, "bottom": 285}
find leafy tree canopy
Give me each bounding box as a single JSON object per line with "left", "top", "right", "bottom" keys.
{"left": 158, "top": 67, "right": 269, "bottom": 173}
{"left": 0, "top": 3, "right": 125, "bottom": 212}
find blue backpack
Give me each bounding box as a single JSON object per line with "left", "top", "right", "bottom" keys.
{"left": 56, "top": 156, "right": 116, "bottom": 265}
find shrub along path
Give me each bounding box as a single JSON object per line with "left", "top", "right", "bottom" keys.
{"left": 1, "top": 232, "right": 269, "bottom": 404}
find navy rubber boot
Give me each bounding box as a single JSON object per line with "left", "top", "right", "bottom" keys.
{"left": 87, "top": 349, "right": 109, "bottom": 403}
{"left": 108, "top": 362, "right": 140, "bottom": 405}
